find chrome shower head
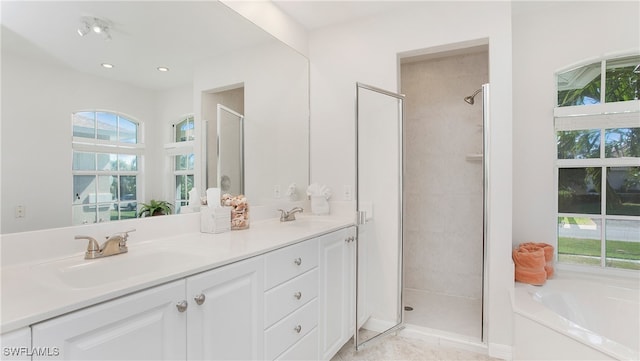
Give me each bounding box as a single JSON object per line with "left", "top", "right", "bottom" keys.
{"left": 464, "top": 95, "right": 475, "bottom": 105}
{"left": 464, "top": 88, "right": 482, "bottom": 105}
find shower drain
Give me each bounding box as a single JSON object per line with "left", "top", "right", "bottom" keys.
{"left": 404, "top": 306, "right": 414, "bottom": 311}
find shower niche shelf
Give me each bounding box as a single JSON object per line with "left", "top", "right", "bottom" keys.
{"left": 465, "top": 154, "right": 483, "bottom": 162}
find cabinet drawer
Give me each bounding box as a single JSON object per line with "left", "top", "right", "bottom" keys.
{"left": 264, "top": 268, "right": 318, "bottom": 328}
{"left": 275, "top": 327, "right": 318, "bottom": 361}
{"left": 264, "top": 298, "right": 318, "bottom": 360}
{"left": 265, "top": 238, "right": 318, "bottom": 289}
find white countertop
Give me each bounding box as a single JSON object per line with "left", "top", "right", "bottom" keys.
{"left": 1, "top": 215, "right": 354, "bottom": 333}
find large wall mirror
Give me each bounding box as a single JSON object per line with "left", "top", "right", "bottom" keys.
{"left": 1, "top": 1, "right": 309, "bottom": 234}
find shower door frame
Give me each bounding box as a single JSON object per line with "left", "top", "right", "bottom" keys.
{"left": 354, "top": 82, "right": 405, "bottom": 350}
{"left": 481, "top": 82, "right": 490, "bottom": 343}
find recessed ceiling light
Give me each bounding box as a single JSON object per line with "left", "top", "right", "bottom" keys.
{"left": 101, "top": 63, "right": 114, "bottom": 69}
{"left": 157, "top": 67, "right": 169, "bottom": 72}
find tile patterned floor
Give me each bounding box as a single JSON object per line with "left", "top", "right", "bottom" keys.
{"left": 330, "top": 290, "right": 496, "bottom": 361}
{"left": 330, "top": 334, "right": 501, "bottom": 361}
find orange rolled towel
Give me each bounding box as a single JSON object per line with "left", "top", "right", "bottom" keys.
{"left": 512, "top": 247, "right": 547, "bottom": 286}
{"left": 520, "top": 242, "right": 554, "bottom": 278}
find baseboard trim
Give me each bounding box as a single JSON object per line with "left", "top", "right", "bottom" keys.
{"left": 489, "top": 342, "right": 513, "bottom": 360}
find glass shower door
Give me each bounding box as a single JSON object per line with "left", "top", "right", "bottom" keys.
{"left": 355, "top": 82, "right": 405, "bottom": 350}
{"left": 215, "top": 104, "right": 244, "bottom": 195}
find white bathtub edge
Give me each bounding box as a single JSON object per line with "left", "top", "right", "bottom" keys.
{"left": 512, "top": 283, "right": 638, "bottom": 361}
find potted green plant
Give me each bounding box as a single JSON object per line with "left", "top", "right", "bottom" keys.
{"left": 138, "top": 199, "right": 173, "bottom": 217}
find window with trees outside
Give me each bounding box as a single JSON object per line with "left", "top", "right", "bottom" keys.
{"left": 555, "top": 54, "right": 640, "bottom": 271}
{"left": 172, "top": 115, "right": 195, "bottom": 213}
{"left": 72, "top": 111, "right": 143, "bottom": 225}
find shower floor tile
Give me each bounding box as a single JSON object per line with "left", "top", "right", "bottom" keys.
{"left": 403, "top": 288, "right": 482, "bottom": 340}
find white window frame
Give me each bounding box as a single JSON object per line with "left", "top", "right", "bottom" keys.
{"left": 554, "top": 54, "right": 640, "bottom": 271}
{"left": 72, "top": 110, "right": 144, "bottom": 225}
{"left": 166, "top": 114, "right": 195, "bottom": 213}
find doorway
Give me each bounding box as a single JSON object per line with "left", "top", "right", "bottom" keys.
{"left": 400, "top": 46, "right": 488, "bottom": 342}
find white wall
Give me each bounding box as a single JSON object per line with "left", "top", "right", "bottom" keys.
{"left": 511, "top": 1, "right": 640, "bottom": 248}
{"left": 309, "top": 2, "right": 513, "bottom": 355}
{"left": 193, "top": 40, "right": 309, "bottom": 208}
{"left": 220, "top": 0, "right": 309, "bottom": 57}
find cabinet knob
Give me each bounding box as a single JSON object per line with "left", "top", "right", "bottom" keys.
{"left": 294, "top": 257, "right": 302, "bottom": 266}
{"left": 176, "top": 300, "right": 188, "bottom": 312}
{"left": 194, "top": 293, "right": 206, "bottom": 305}
{"left": 294, "top": 325, "right": 302, "bottom": 333}
{"left": 294, "top": 291, "right": 302, "bottom": 300}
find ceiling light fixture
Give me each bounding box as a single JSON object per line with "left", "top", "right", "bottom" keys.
{"left": 157, "top": 67, "right": 169, "bottom": 72}
{"left": 78, "top": 17, "right": 112, "bottom": 41}
{"left": 101, "top": 63, "right": 114, "bottom": 69}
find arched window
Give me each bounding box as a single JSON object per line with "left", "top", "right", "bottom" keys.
{"left": 555, "top": 54, "right": 640, "bottom": 271}
{"left": 72, "top": 111, "right": 143, "bottom": 225}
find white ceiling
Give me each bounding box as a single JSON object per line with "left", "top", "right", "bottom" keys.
{"left": 272, "top": 1, "right": 406, "bottom": 31}
{"left": 1, "top": 1, "right": 275, "bottom": 91}
{"left": 2, "top": 1, "right": 444, "bottom": 91}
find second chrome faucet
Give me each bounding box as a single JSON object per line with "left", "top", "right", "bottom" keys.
{"left": 76, "top": 229, "right": 136, "bottom": 259}
{"left": 278, "top": 207, "right": 304, "bottom": 222}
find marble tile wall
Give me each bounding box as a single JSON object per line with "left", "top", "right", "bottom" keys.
{"left": 401, "top": 51, "right": 488, "bottom": 299}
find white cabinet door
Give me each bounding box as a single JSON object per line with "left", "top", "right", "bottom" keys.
{"left": 1, "top": 327, "right": 32, "bottom": 361}
{"left": 31, "top": 280, "right": 186, "bottom": 360}
{"left": 318, "top": 227, "right": 356, "bottom": 360}
{"left": 186, "top": 256, "right": 264, "bottom": 360}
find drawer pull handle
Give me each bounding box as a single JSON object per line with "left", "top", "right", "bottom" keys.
{"left": 294, "top": 291, "right": 302, "bottom": 300}
{"left": 194, "top": 293, "right": 206, "bottom": 305}
{"left": 294, "top": 257, "right": 302, "bottom": 266}
{"left": 294, "top": 325, "right": 302, "bottom": 333}
{"left": 176, "top": 300, "right": 188, "bottom": 312}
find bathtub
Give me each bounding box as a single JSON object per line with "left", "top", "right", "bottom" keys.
{"left": 512, "top": 270, "right": 639, "bottom": 360}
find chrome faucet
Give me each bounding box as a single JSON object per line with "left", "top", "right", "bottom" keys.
{"left": 76, "top": 229, "right": 136, "bottom": 259}
{"left": 278, "top": 207, "right": 304, "bottom": 222}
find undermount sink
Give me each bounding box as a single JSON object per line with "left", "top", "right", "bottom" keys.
{"left": 33, "top": 249, "right": 207, "bottom": 289}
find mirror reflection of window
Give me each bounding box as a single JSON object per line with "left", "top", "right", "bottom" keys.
{"left": 71, "top": 111, "right": 142, "bottom": 225}
{"left": 175, "top": 115, "right": 195, "bottom": 142}
{"left": 171, "top": 115, "right": 195, "bottom": 213}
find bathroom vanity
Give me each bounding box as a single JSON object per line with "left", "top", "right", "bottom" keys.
{"left": 0, "top": 215, "right": 356, "bottom": 360}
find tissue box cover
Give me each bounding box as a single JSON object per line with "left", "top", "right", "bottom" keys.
{"left": 200, "top": 206, "right": 231, "bottom": 234}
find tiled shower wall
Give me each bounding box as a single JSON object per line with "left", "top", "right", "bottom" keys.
{"left": 401, "top": 51, "right": 488, "bottom": 299}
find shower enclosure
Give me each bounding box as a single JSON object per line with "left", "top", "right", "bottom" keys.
{"left": 400, "top": 48, "right": 489, "bottom": 342}
{"left": 353, "top": 47, "right": 489, "bottom": 351}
